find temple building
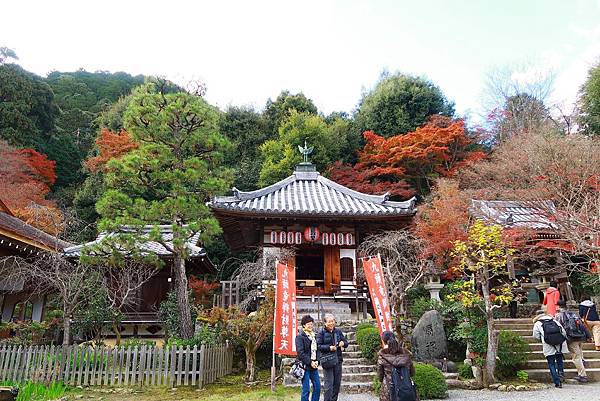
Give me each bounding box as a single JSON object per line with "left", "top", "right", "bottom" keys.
{"left": 210, "top": 161, "right": 416, "bottom": 302}
{"left": 0, "top": 198, "right": 71, "bottom": 324}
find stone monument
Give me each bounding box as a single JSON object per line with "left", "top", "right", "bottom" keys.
{"left": 411, "top": 310, "right": 448, "bottom": 361}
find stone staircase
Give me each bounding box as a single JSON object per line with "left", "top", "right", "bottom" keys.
{"left": 283, "top": 322, "right": 377, "bottom": 393}
{"left": 495, "top": 318, "right": 600, "bottom": 382}
{"left": 296, "top": 299, "right": 355, "bottom": 323}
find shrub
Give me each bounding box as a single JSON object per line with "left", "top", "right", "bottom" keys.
{"left": 413, "top": 363, "right": 448, "bottom": 399}
{"left": 122, "top": 338, "right": 156, "bottom": 349}
{"left": 0, "top": 381, "right": 66, "bottom": 401}
{"left": 158, "top": 290, "right": 197, "bottom": 339}
{"left": 168, "top": 323, "right": 222, "bottom": 348}
{"left": 356, "top": 321, "right": 376, "bottom": 334}
{"left": 372, "top": 376, "right": 382, "bottom": 395}
{"left": 356, "top": 326, "right": 381, "bottom": 363}
{"left": 496, "top": 330, "right": 530, "bottom": 379}
{"left": 517, "top": 370, "right": 529, "bottom": 382}
{"left": 457, "top": 362, "right": 474, "bottom": 380}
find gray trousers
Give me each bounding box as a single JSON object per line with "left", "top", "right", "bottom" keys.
{"left": 323, "top": 362, "right": 342, "bottom": 401}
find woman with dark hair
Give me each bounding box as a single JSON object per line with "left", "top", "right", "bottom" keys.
{"left": 295, "top": 315, "right": 321, "bottom": 401}
{"left": 377, "top": 331, "right": 417, "bottom": 401}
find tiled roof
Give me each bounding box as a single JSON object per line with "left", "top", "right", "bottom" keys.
{"left": 209, "top": 165, "right": 416, "bottom": 217}
{"left": 0, "top": 211, "right": 71, "bottom": 251}
{"left": 470, "top": 200, "right": 557, "bottom": 230}
{"left": 62, "top": 225, "right": 207, "bottom": 258}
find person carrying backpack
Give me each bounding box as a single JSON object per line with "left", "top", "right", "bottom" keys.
{"left": 377, "top": 331, "right": 418, "bottom": 401}
{"left": 555, "top": 299, "right": 590, "bottom": 383}
{"left": 532, "top": 313, "right": 569, "bottom": 387}
{"left": 579, "top": 297, "right": 600, "bottom": 351}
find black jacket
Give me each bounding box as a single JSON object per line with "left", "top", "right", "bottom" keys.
{"left": 295, "top": 330, "right": 321, "bottom": 370}
{"left": 317, "top": 327, "right": 349, "bottom": 362}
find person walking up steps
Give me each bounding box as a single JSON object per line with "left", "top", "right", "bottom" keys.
{"left": 543, "top": 280, "right": 561, "bottom": 316}
{"left": 533, "top": 312, "right": 569, "bottom": 387}
{"left": 317, "top": 314, "right": 348, "bottom": 401}
{"left": 579, "top": 297, "right": 600, "bottom": 351}
{"left": 556, "top": 299, "right": 590, "bottom": 383}
{"left": 296, "top": 315, "right": 321, "bottom": 401}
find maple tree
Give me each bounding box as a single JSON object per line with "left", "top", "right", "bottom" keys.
{"left": 188, "top": 276, "right": 220, "bottom": 308}
{"left": 85, "top": 128, "right": 138, "bottom": 173}
{"left": 0, "top": 140, "right": 63, "bottom": 233}
{"left": 327, "top": 116, "right": 485, "bottom": 197}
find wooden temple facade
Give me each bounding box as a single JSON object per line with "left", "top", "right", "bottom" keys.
{"left": 210, "top": 162, "right": 417, "bottom": 299}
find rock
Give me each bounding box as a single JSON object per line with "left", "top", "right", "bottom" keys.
{"left": 498, "top": 385, "right": 507, "bottom": 391}
{"left": 516, "top": 385, "right": 527, "bottom": 391}
{"left": 411, "top": 311, "right": 448, "bottom": 361}
{"left": 507, "top": 385, "right": 516, "bottom": 391}
{"left": 75, "top": 396, "right": 83, "bottom": 400}
{"left": 446, "top": 379, "right": 480, "bottom": 389}
{"left": 446, "top": 360, "right": 457, "bottom": 373}
{"left": 488, "top": 383, "right": 502, "bottom": 389}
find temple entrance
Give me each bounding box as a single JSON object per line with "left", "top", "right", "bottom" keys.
{"left": 295, "top": 247, "right": 324, "bottom": 295}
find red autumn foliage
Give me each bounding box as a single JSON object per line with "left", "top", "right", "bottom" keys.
{"left": 0, "top": 140, "right": 63, "bottom": 234}
{"left": 327, "top": 116, "right": 486, "bottom": 197}
{"left": 188, "top": 276, "right": 220, "bottom": 307}
{"left": 85, "top": 128, "right": 139, "bottom": 173}
{"left": 414, "top": 179, "right": 470, "bottom": 272}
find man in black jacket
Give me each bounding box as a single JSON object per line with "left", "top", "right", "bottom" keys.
{"left": 317, "top": 314, "right": 349, "bottom": 401}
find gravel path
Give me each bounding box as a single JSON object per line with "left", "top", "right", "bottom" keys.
{"left": 337, "top": 382, "right": 600, "bottom": 401}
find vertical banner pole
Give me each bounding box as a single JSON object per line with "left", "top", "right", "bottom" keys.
{"left": 271, "top": 259, "right": 278, "bottom": 392}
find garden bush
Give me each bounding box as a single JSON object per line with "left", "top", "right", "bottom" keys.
{"left": 413, "top": 363, "right": 448, "bottom": 399}
{"left": 356, "top": 321, "right": 376, "bottom": 334}
{"left": 356, "top": 326, "right": 381, "bottom": 363}
{"left": 122, "top": 338, "right": 156, "bottom": 349}
{"left": 496, "top": 330, "right": 530, "bottom": 379}
{"left": 457, "top": 362, "right": 474, "bottom": 380}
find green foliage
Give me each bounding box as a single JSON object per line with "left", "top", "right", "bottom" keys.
{"left": 158, "top": 291, "right": 197, "bottom": 339}
{"left": 73, "top": 289, "right": 117, "bottom": 345}
{"left": 356, "top": 72, "right": 455, "bottom": 137}
{"left": 259, "top": 111, "right": 350, "bottom": 186}
{"left": 263, "top": 90, "right": 318, "bottom": 137}
{"left": 356, "top": 321, "right": 377, "bottom": 333}
{"left": 372, "top": 376, "right": 382, "bottom": 395}
{"left": 579, "top": 61, "right": 600, "bottom": 136}
{"left": 457, "top": 362, "right": 474, "bottom": 380}
{"left": 167, "top": 323, "right": 222, "bottom": 347}
{"left": 516, "top": 370, "right": 529, "bottom": 383}
{"left": 496, "top": 330, "right": 530, "bottom": 379}
{"left": 356, "top": 326, "right": 381, "bottom": 363}
{"left": 413, "top": 363, "right": 448, "bottom": 399}
{"left": 0, "top": 381, "right": 66, "bottom": 401}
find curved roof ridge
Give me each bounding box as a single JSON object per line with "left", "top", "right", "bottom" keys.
{"left": 231, "top": 175, "right": 298, "bottom": 201}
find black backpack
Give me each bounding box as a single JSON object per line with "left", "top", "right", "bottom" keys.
{"left": 562, "top": 311, "right": 587, "bottom": 340}
{"left": 391, "top": 365, "right": 417, "bottom": 401}
{"left": 541, "top": 319, "right": 567, "bottom": 346}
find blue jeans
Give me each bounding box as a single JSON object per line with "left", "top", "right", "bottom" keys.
{"left": 301, "top": 368, "right": 321, "bottom": 401}
{"left": 546, "top": 354, "right": 565, "bottom": 386}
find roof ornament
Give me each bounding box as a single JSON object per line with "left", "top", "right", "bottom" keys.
{"left": 298, "top": 139, "right": 314, "bottom": 163}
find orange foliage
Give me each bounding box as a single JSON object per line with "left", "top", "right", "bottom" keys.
{"left": 414, "top": 179, "right": 470, "bottom": 271}
{"left": 327, "top": 117, "right": 486, "bottom": 197}
{"left": 85, "top": 128, "right": 138, "bottom": 172}
{"left": 188, "top": 276, "right": 220, "bottom": 307}
{"left": 0, "top": 141, "right": 63, "bottom": 234}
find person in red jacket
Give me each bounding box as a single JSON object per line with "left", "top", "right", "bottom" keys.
{"left": 543, "top": 281, "right": 561, "bottom": 316}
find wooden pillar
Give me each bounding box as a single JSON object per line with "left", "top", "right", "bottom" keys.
{"left": 324, "top": 247, "right": 340, "bottom": 294}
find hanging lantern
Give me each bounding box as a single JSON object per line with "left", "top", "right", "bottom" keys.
{"left": 287, "top": 231, "right": 295, "bottom": 244}
{"left": 270, "top": 231, "right": 278, "bottom": 244}
{"left": 329, "top": 233, "right": 337, "bottom": 246}
{"left": 337, "top": 233, "right": 345, "bottom": 246}
{"left": 322, "top": 233, "right": 329, "bottom": 245}
{"left": 304, "top": 226, "right": 320, "bottom": 242}
{"left": 279, "top": 231, "right": 287, "bottom": 244}
{"left": 295, "top": 232, "right": 303, "bottom": 244}
{"left": 345, "top": 233, "right": 354, "bottom": 246}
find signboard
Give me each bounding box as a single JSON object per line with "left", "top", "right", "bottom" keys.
{"left": 273, "top": 261, "right": 297, "bottom": 356}
{"left": 361, "top": 255, "right": 393, "bottom": 337}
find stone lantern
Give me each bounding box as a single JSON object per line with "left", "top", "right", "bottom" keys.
{"left": 424, "top": 275, "right": 444, "bottom": 301}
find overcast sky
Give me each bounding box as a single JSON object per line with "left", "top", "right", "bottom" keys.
{"left": 3, "top": 0, "right": 600, "bottom": 123}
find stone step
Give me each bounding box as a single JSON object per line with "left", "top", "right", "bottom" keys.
{"left": 342, "top": 351, "right": 363, "bottom": 358}
{"left": 495, "top": 318, "right": 535, "bottom": 323}
{"left": 495, "top": 328, "right": 532, "bottom": 336}
{"left": 495, "top": 323, "right": 534, "bottom": 330}
{"left": 524, "top": 358, "right": 600, "bottom": 369}
{"left": 524, "top": 368, "right": 600, "bottom": 382}
{"left": 528, "top": 342, "right": 598, "bottom": 351}
{"left": 319, "top": 365, "right": 375, "bottom": 374}
{"left": 286, "top": 381, "right": 374, "bottom": 393}
{"left": 342, "top": 358, "right": 372, "bottom": 366}
{"left": 526, "top": 350, "right": 599, "bottom": 360}
{"left": 285, "top": 371, "right": 376, "bottom": 386}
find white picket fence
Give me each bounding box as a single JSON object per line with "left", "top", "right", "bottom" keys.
{"left": 0, "top": 343, "right": 233, "bottom": 388}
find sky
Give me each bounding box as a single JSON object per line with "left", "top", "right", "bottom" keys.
{"left": 2, "top": 0, "right": 600, "bottom": 123}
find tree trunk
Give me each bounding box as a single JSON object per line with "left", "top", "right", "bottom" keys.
{"left": 113, "top": 322, "right": 122, "bottom": 346}
{"left": 245, "top": 343, "right": 256, "bottom": 382}
{"left": 63, "top": 313, "right": 71, "bottom": 346}
{"left": 174, "top": 251, "right": 194, "bottom": 339}
{"left": 480, "top": 276, "right": 498, "bottom": 385}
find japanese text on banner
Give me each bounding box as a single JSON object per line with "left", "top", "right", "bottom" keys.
{"left": 274, "top": 261, "right": 297, "bottom": 356}
{"left": 361, "top": 255, "right": 393, "bottom": 337}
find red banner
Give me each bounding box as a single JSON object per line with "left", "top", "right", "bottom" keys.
{"left": 273, "top": 261, "right": 297, "bottom": 356}
{"left": 361, "top": 255, "right": 394, "bottom": 337}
